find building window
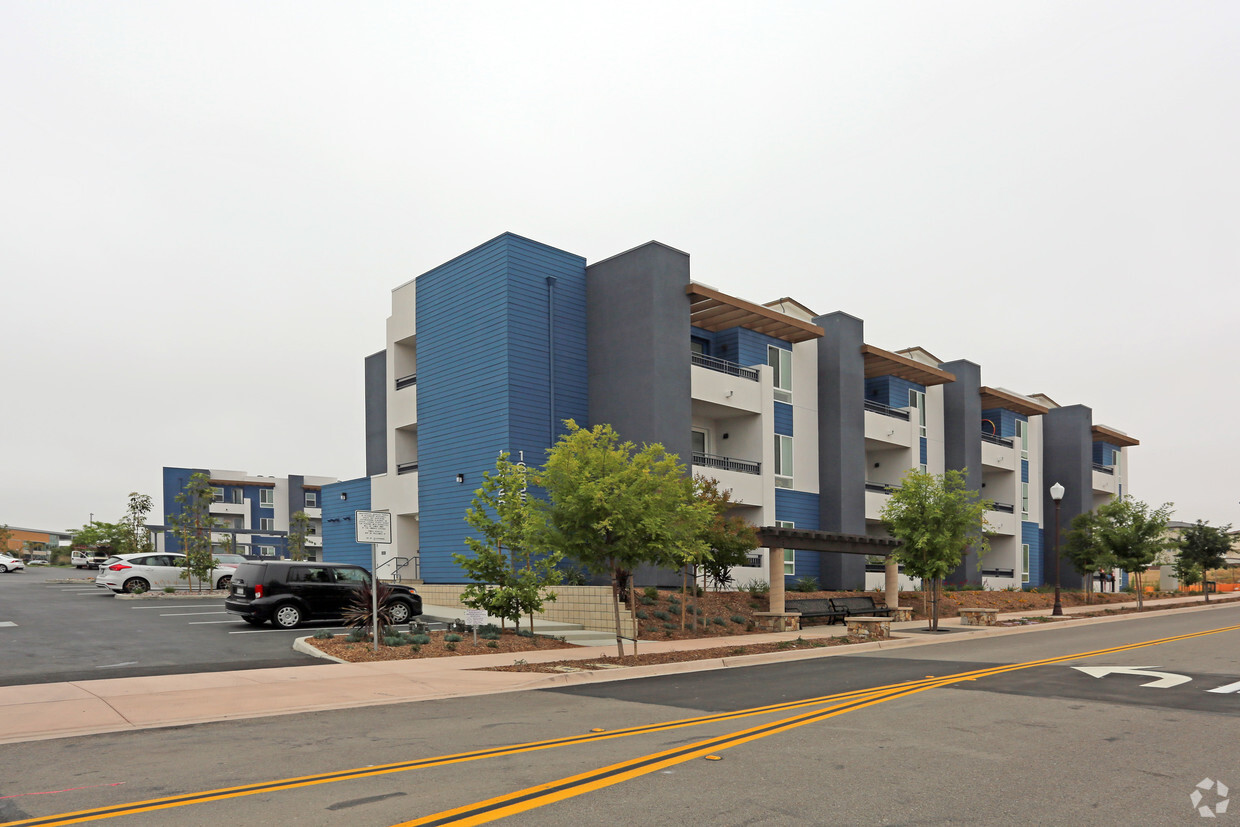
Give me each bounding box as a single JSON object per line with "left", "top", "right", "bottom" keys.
{"left": 1016, "top": 419, "right": 1029, "bottom": 461}
{"left": 260, "top": 518, "right": 275, "bottom": 531}
{"left": 768, "top": 345, "right": 792, "bottom": 403}
{"left": 691, "top": 429, "right": 708, "bottom": 458}
{"left": 230, "top": 488, "right": 243, "bottom": 504}
{"left": 909, "top": 389, "right": 927, "bottom": 438}
{"left": 308, "top": 525, "right": 317, "bottom": 535}
{"left": 1022, "top": 544, "right": 1031, "bottom": 583}
{"left": 305, "top": 492, "right": 318, "bottom": 508}
{"left": 774, "top": 434, "right": 793, "bottom": 488}
{"left": 211, "top": 487, "right": 224, "bottom": 503}
{"left": 776, "top": 520, "right": 795, "bottom": 575}
{"left": 1021, "top": 482, "right": 1029, "bottom": 520}
{"left": 258, "top": 545, "right": 276, "bottom": 558}
{"left": 260, "top": 489, "right": 274, "bottom": 508}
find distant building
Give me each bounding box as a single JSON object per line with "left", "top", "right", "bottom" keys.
{"left": 328, "top": 232, "right": 1139, "bottom": 590}
{"left": 2, "top": 526, "right": 72, "bottom": 557}
{"left": 160, "top": 467, "right": 337, "bottom": 560}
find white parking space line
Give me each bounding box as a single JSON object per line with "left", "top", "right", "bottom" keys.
{"left": 188, "top": 620, "right": 242, "bottom": 625}
{"left": 159, "top": 611, "right": 228, "bottom": 617}
{"left": 95, "top": 661, "right": 139, "bottom": 669}
{"left": 0, "top": 621, "right": 16, "bottom": 627}
{"left": 131, "top": 604, "right": 226, "bottom": 609}
{"left": 229, "top": 627, "right": 349, "bottom": 635}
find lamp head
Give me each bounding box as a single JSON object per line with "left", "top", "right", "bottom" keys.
{"left": 1050, "top": 482, "right": 1065, "bottom": 502}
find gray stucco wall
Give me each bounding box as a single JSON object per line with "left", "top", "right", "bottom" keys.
{"left": 1042, "top": 404, "right": 1094, "bottom": 590}
{"left": 364, "top": 349, "right": 387, "bottom": 477}
{"left": 815, "top": 311, "right": 867, "bottom": 589}
{"left": 585, "top": 241, "right": 692, "bottom": 465}
{"left": 940, "top": 359, "right": 983, "bottom": 585}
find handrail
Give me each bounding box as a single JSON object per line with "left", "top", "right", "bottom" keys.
{"left": 396, "top": 461, "right": 419, "bottom": 475}
{"left": 981, "top": 433, "right": 1013, "bottom": 447}
{"left": 864, "top": 399, "right": 911, "bottom": 420}
{"left": 690, "top": 351, "right": 760, "bottom": 382}
{"left": 982, "top": 568, "right": 1015, "bottom": 578}
{"left": 865, "top": 481, "right": 898, "bottom": 493}
{"left": 395, "top": 373, "right": 417, "bottom": 390}
{"left": 1092, "top": 463, "right": 1114, "bottom": 475}
{"left": 375, "top": 555, "right": 419, "bottom": 582}
{"left": 691, "top": 451, "right": 761, "bottom": 475}
{"left": 990, "top": 502, "right": 1015, "bottom": 514}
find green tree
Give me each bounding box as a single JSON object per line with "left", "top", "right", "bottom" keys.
{"left": 1063, "top": 510, "right": 1116, "bottom": 604}
{"left": 69, "top": 521, "right": 127, "bottom": 554}
{"left": 1085, "top": 497, "right": 1173, "bottom": 609}
{"left": 118, "top": 492, "right": 155, "bottom": 557}
{"left": 879, "top": 468, "right": 991, "bottom": 630}
{"left": 0, "top": 524, "right": 15, "bottom": 557}
{"left": 287, "top": 511, "right": 311, "bottom": 562}
{"left": 677, "top": 476, "right": 759, "bottom": 630}
{"left": 536, "top": 420, "right": 710, "bottom": 655}
{"left": 452, "top": 453, "right": 562, "bottom": 633}
{"left": 168, "top": 472, "right": 216, "bottom": 592}
{"left": 1175, "top": 520, "right": 1232, "bottom": 603}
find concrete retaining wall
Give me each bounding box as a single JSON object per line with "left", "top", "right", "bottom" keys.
{"left": 414, "top": 584, "right": 636, "bottom": 637}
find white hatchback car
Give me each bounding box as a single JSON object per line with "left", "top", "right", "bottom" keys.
{"left": 95, "top": 553, "right": 237, "bottom": 594}
{"left": 0, "top": 553, "right": 25, "bottom": 573}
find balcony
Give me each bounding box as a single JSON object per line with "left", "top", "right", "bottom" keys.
{"left": 397, "top": 461, "right": 419, "bottom": 476}
{"left": 691, "top": 454, "right": 763, "bottom": 506}
{"left": 395, "top": 372, "right": 417, "bottom": 391}
{"left": 691, "top": 358, "right": 762, "bottom": 414}
{"left": 1092, "top": 468, "right": 1117, "bottom": 494}
{"left": 984, "top": 509, "right": 1018, "bottom": 535}
{"left": 864, "top": 399, "right": 910, "bottom": 420}
{"left": 991, "top": 501, "right": 1015, "bottom": 514}
{"left": 303, "top": 507, "right": 321, "bottom": 519}
{"left": 864, "top": 485, "right": 893, "bottom": 521}
{"left": 209, "top": 501, "right": 247, "bottom": 517}
{"left": 1092, "top": 463, "right": 1114, "bottom": 475}
{"left": 981, "top": 433, "right": 1013, "bottom": 447}
{"left": 864, "top": 409, "right": 912, "bottom": 447}
{"left": 981, "top": 438, "right": 1016, "bottom": 470}
{"left": 692, "top": 352, "right": 759, "bottom": 381}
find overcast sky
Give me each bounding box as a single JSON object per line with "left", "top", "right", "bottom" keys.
{"left": 4, "top": 1, "right": 1237, "bottom": 534}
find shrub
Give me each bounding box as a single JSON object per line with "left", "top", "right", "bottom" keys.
{"left": 643, "top": 586, "right": 659, "bottom": 600}
{"left": 662, "top": 622, "right": 676, "bottom": 631}
{"left": 710, "top": 617, "right": 726, "bottom": 626}
{"left": 163, "top": 586, "right": 177, "bottom": 594}
{"left": 312, "top": 630, "right": 334, "bottom": 640}
{"left": 653, "top": 610, "right": 671, "bottom": 622}
{"left": 730, "top": 614, "right": 746, "bottom": 624}
{"left": 639, "top": 595, "right": 655, "bottom": 605}
{"left": 382, "top": 635, "right": 404, "bottom": 647}
{"left": 444, "top": 642, "right": 457, "bottom": 652}
{"left": 635, "top": 609, "right": 649, "bottom": 620}
{"left": 346, "top": 631, "right": 366, "bottom": 643}
{"left": 410, "top": 644, "right": 421, "bottom": 653}
{"left": 667, "top": 593, "right": 681, "bottom": 604}
{"left": 480, "top": 629, "right": 502, "bottom": 640}
{"left": 794, "top": 576, "right": 820, "bottom": 593}
{"left": 410, "top": 633, "right": 431, "bottom": 645}
{"left": 444, "top": 633, "right": 463, "bottom": 643}
{"left": 742, "top": 580, "right": 770, "bottom": 595}
{"left": 479, "top": 623, "right": 501, "bottom": 635}
{"left": 486, "top": 640, "right": 499, "bottom": 648}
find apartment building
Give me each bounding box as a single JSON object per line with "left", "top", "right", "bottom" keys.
{"left": 333, "top": 232, "right": 1136, "bottom": 591}
{"left": 161, "top": 467, "right": 336, "bottom": 560}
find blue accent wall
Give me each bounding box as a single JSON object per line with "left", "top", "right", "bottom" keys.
{"left": 773, "top": 401, "right": 794, "bottom": 436}
{"left": 919, "top": 437, "right": 928, "bottom": 466}
{"left": 1023, "top": 521, "right": 1043, "bottom": 587}
{"left": 775, "top": 489, "right": 821, "bottom": 586}
{"left": 980, "top": 408, "right": 1027, "bottom": 438}
{"left": 1021, "top": 459, "right": 1029, "bottom": 484}
{"left": 322, "top": 477, "right": 373, "bottom": 568}
{"left": 162, "top": 466, "right": 208, "bottom": 553}
{"left": 690, "top": 326, "right": 715, "bottom": 355}
{"left": 1093, "top": 441, "right": 1121, "bottom": 465}
{"left": 865, "top": 376, "right": 925, "bottom": 409}
{"left": 713, "top": 327, "right": 790, "bottom": 368}
{"left": 416, "top": 234, "right": 588, "bottom": 582}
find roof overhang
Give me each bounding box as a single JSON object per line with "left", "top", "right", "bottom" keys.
{"left": 860, "top": 344, "right": 956, "bottom": 386}
{"left": 1092, "top": 425, "right": 1140, "bottom": 447}
{"left": 979, "top": 386, "right": 1049, "bottom": 417}
{"left": 755, "top": 526, "right": 901, "bottom": 556}
{"left": 686, "top": 283, "right": 824, "bottom": 344}
{"left": 210, "top": 478, "right": 277, "bottom": 488}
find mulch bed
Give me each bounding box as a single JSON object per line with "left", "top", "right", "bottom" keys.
{"left": 307, "top": 629, "right": 577, "bottom": 663}
{"left": 480, "top": 635, "right": 865, "bottom": 673}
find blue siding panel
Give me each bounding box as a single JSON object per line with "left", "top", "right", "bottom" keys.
{"left": 162, "top": 466, "right": 209, "bottom": 554}
{"left": 322, "top": 478, "right": 374, "bottom": 569}
{"left": 690, "top": 326, "right": 716, "bottom": 355}
{"left": 773, "top": 402, "right": 794, "bottom": 436}
{"left": 713, "top": 327, "right": 790, "bottom": 369}
{"left": 1021, "top": 459, "right": 1029, "bottom": 484}
{"left": 416, "top": 234, "right": 587, "bottom": 583}
{"left": 865, "top": 376, "right": 925, "bottom": 409}
{"left": 775, "top": 489, "right": 821, "bottom": 587}
{"left": 919, "top": 437, "right": 928, "bottom": 466}
{"left": 1022, "top": 521, "right": 1044, "bottom": 587}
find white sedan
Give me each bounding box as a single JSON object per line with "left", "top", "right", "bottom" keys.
{"left": 0, "top": 554, "right": 24, "bottom": 573}
{"left": 95, "top": 553, "right": 237, "bottom": 594}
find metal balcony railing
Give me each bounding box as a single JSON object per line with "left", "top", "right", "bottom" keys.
{"left": 865, "top": 481, "right": 898, "bottom": 494}
{"left": 745, "top": 553, "right": 763, "bottom": 568}
{"left": 864, "top": 399, "right": 911, "bottom": 420}
{"left": 981, "top": 432, "right": 1014, "bottom": 447}
{"left": 692, "top": 452, "right": 761, "bottom": 475}
{"left": 396, "top": 461, "right": 419, "bottom": 475}
{"left": 395, "top": 373, "right": 417, "bottom": 390}
{"left": 1092, "top": 463, "right": 1114, "bottom": 475}
{"left": 691, "top": 352, "right": 760, "bottom": 382}
{"left": 990, "top": 502, "right": 1015, "bottom": 514}
{"left": 982, "top": 568, "right": 1015, "bottom": 578}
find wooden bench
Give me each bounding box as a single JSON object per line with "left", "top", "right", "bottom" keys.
{"left": 785, "top": 598, "right": 848, "bottom": 626}
{"left": 830, "top": 596, "right": 895, "bottom": 620}
{"left": 959, "top": 607, "right": 1000, "bottom": 626}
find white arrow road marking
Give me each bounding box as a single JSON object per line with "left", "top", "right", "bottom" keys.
{"left": 1072, "top": 665, "right": 1192, "bottom": 688}
{"left": 0, "top": 621, "right": 16, "bottom": 627}
{"left": 1206, "top": 679, "right": 1240, "bottom": 694}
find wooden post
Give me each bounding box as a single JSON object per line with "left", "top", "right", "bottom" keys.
{"left": 769, "top": 547, "right": 785, "bottom": 615}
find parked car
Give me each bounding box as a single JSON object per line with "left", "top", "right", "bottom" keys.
{"left": 71, "top": 549, "right": 111, "bottom": 569}
{"left": 95, "top": 553, "right": 238, "bottom": 593}
{"left": 224, "top": 561, "right": 422, "bottom": 629}
{"left": 0, "top": 554, "right": 25, "bottom": 573}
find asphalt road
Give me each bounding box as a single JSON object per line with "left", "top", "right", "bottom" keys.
{"left": 0, "top": 566, "right": 329, "bottom": 684}
{"left": 3, "top": 601, "right": 1238, "bottom": 826}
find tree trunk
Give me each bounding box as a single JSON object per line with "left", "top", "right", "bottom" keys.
{"left": 610, "top": 571, "right": 625, "bottom": 658}
{"left": 930, "top": 577, "right": 940, "bottom": 631}
{"left": 680, "top": 567, "right": 687, "bottom": 631}
{"left": 627, "top": 578, "right": 638, "bottom": 655}
{"left": 1134, "top": 571, "right": 1144, "bottom": 609}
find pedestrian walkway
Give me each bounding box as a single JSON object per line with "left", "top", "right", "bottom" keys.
{"left": 0, "top": 593, "right": 1229, "bottom": 746}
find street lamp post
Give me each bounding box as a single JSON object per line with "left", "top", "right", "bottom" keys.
{"left": 1050, "top": 482, "right": 1065, "bottom": 616}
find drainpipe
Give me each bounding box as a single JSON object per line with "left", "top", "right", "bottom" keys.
{"left": 546, "top": 276, "right": 557, "bottom": 445}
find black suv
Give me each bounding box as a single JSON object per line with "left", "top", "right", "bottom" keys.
{"left": 224, "top": 561, "right": 422, "bottom": 629}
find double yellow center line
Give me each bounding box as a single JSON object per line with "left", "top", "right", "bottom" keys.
{"left": 7, "top": 623, "right": 1238, "bottom": 827}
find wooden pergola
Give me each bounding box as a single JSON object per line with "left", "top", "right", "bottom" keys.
{"left": 754, "top": 526, "right": 902, "bottom": 618}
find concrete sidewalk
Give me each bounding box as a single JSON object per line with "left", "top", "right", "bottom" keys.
{"left": 0, "top": 593, "right": 1229, "bottom": 746}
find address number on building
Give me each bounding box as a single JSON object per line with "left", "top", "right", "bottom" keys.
{"left": 354, "top": 511, "right": 393, "bottom": 545}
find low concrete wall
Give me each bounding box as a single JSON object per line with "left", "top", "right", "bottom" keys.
{"left": 414, "top": 584, "right": 636, "bottom": 637}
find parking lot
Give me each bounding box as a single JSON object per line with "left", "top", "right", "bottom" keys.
{"left": 0, "top": 565, "right": 342, "bottom": 685}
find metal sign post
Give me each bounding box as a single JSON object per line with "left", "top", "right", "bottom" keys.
{"left": 355, "top": 511, "right": 393, "bottom": 653}
{"left": 464, "top": 608, "right": 486, "bottom": 646}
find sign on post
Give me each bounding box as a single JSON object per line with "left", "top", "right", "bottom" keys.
{"left": 464, "top": 609, "right": 487, "bottom": 645}
{"left": 354, "top": 511, "right": 392, "bottom": 545}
